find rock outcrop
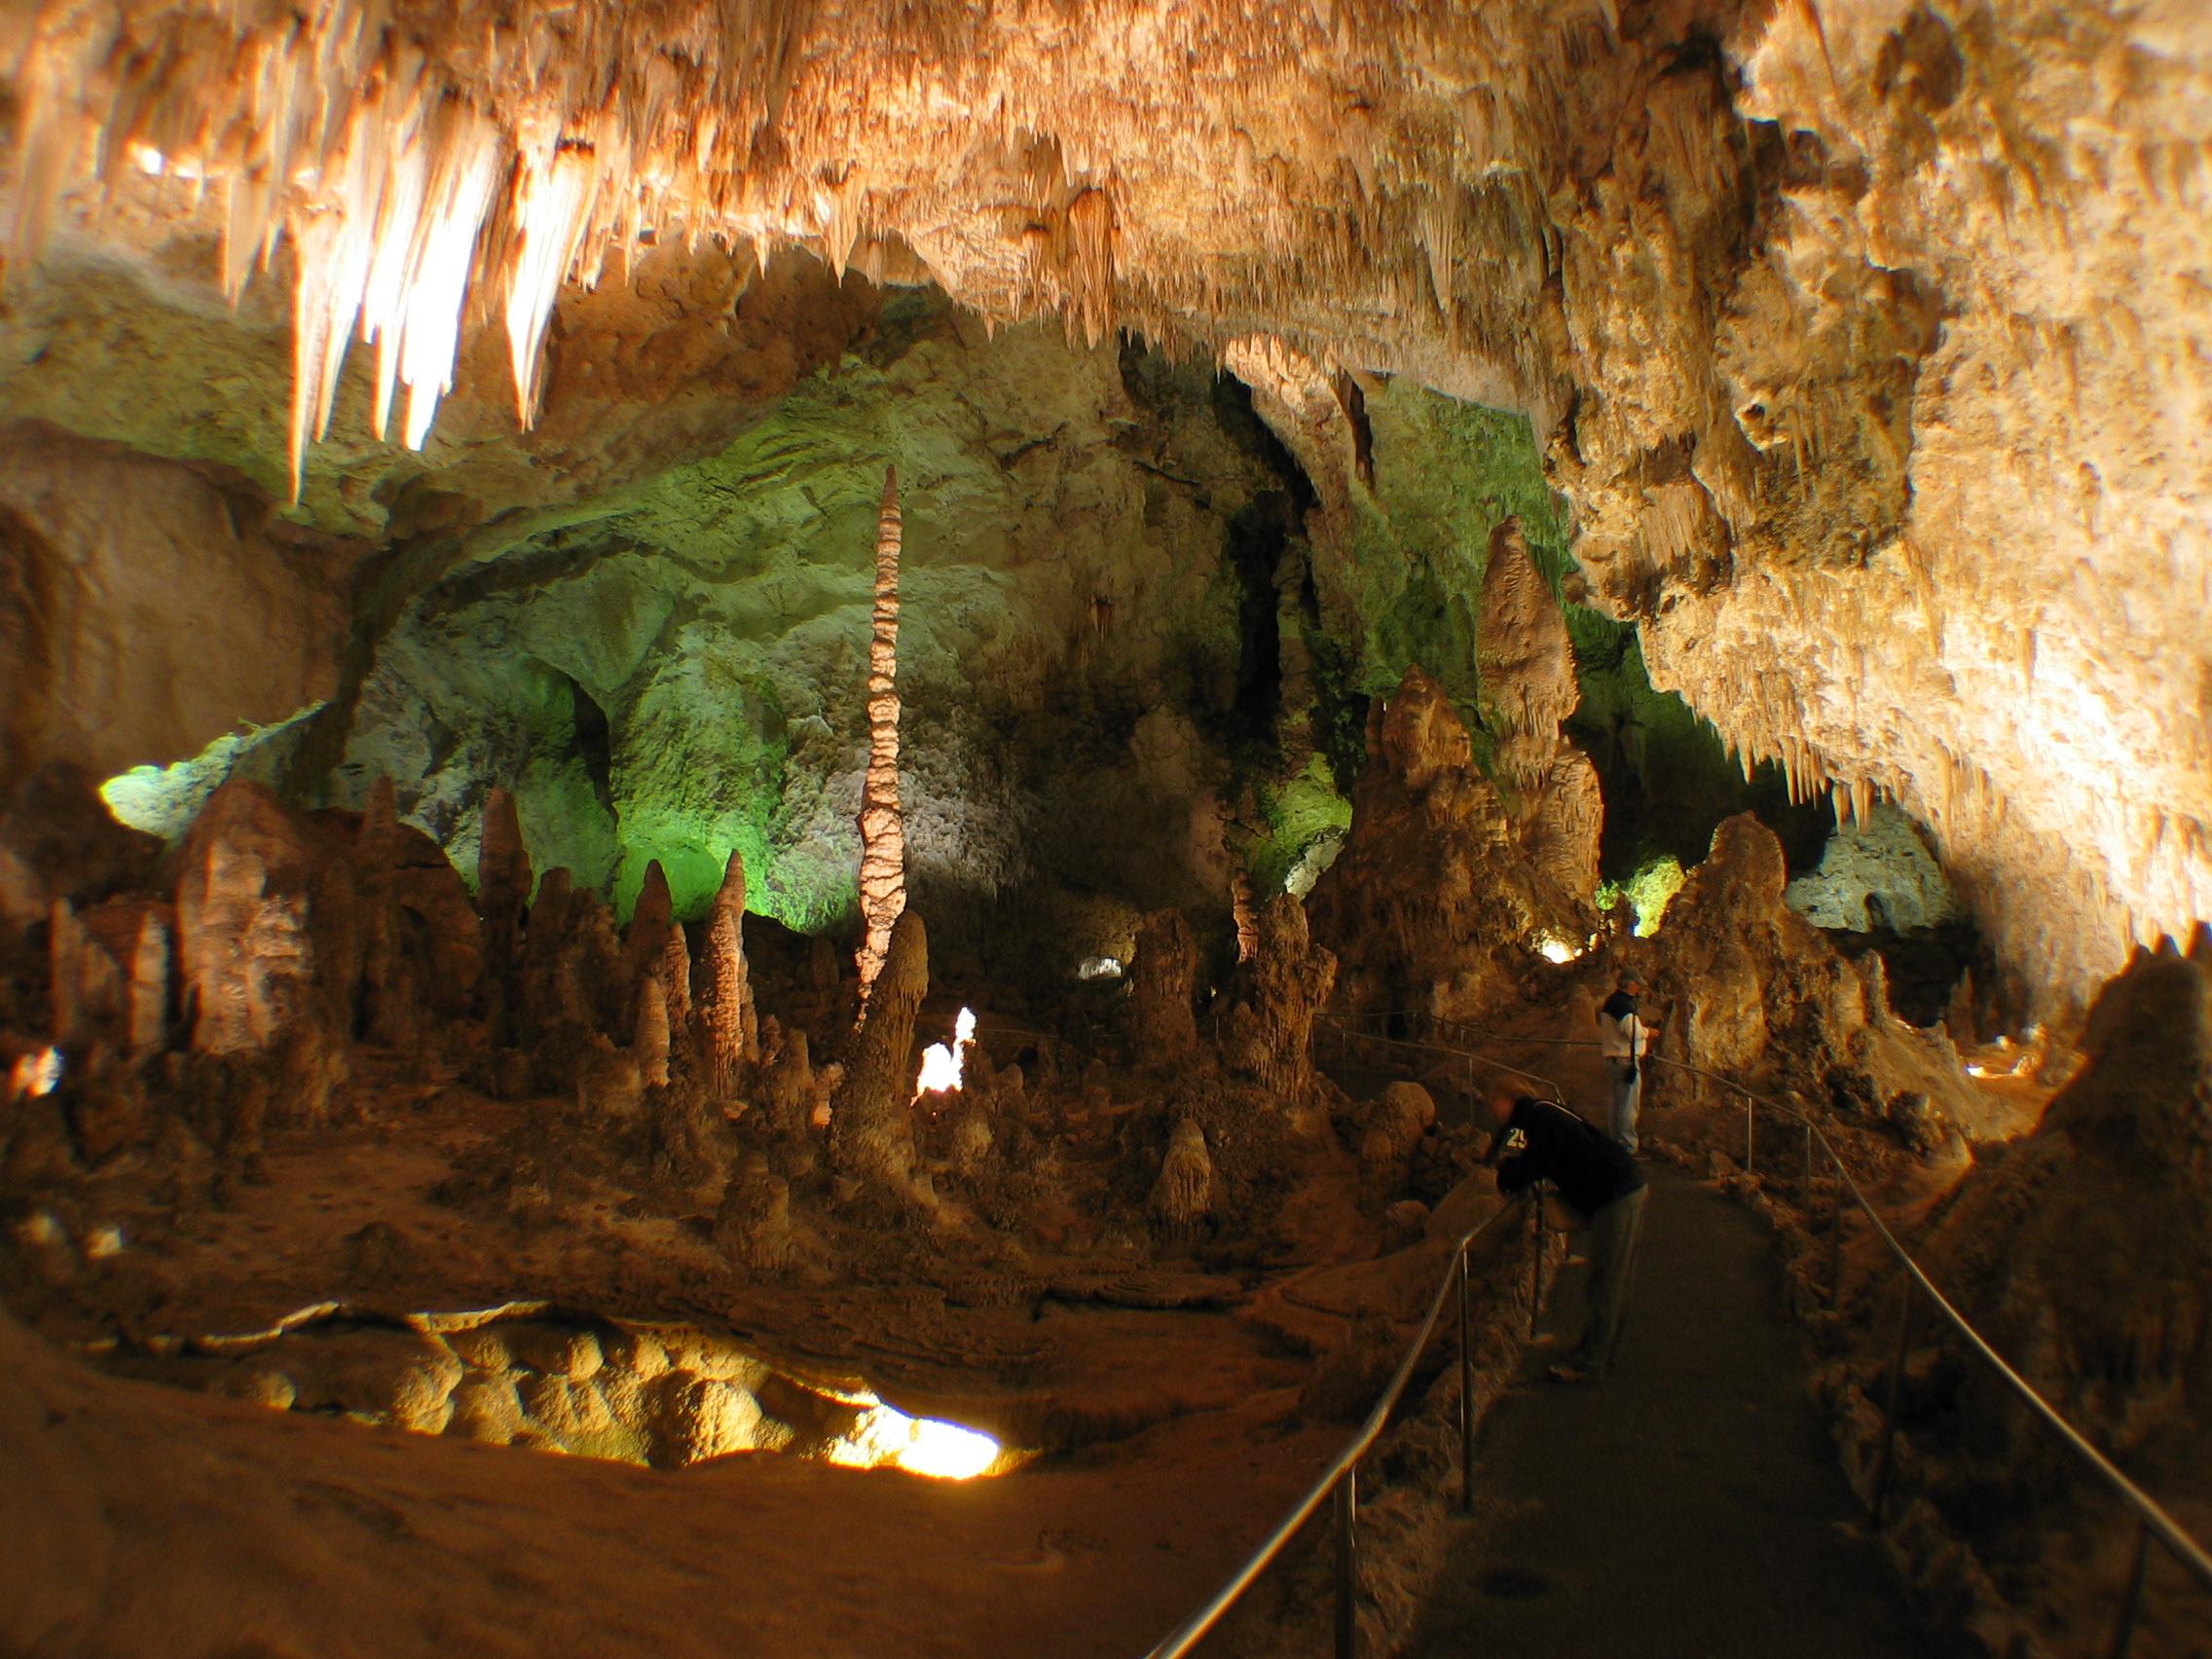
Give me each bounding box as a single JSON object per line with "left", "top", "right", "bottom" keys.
{"left": 1129, "top": 907, "right": 1200, "bottom": 1058}
{"left": 1647, "top": 814, "right": 1992, "bottom": 1152}
{"left": 1220, "top": 892, "right": 1336, "bottom": 1107}
{"left": 1311, "top": 665, "right": 1585, "bottom": 1022}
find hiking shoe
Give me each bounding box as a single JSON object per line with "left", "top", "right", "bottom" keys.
{"left": 1546, "top": 1363, "right": 1597, "bottom": 1385}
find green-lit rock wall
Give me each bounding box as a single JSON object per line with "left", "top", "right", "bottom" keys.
{"left": 334, "top": 293, "right": 1293, "bottom": 973}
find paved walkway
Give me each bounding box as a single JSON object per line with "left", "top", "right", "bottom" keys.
{"left": 1407, "top": 1164, "right": 1936, "bottom": 1659}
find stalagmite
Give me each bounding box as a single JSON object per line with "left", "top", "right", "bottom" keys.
{"left": 635, "top": 969, "right": 671, "bottom": 1089}
{"left": 657, "top": 926, "right": 694, "bottom": 1045}
{"left": 855, "top": 465, "right": 907, "bottom": 1009}
{"left": 127, "top": 909, "right": 169, "bottom": 1058}
{"left": 477, "top": 788, "right": 531, "bottom": 1044}
{"left": 696, "top": 849, "right": 756, "bottom": 1096}
{"left": 625, "top": 860, "right": 675, "bottom": 987}
{"left": 830, "top": 908, "right": 928, "bottom": 1198}
{"left": 358, "top": 776, "right": 405, "bottom": 866}
{"left": 1231, "top": 871, "right": 1260, "bottom": 965}
{"left": 1149, "top": 1117, "right": 1215, "bottom": 1240}
{"left": 48, "top": 899, "right": 113, "bottom": 1050}
{"left": 1130, "top": 908, "right": 1200, "bottom": 1055}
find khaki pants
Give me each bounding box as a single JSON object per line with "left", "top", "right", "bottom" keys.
{"left": 1567, "top": 1185, "right": 1648, "bottom": 1379}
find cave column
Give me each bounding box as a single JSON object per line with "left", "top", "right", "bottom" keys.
{"left": 855, "top": 464, "right": 906, "bottom": 1008}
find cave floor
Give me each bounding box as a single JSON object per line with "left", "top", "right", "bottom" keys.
{"left": 2, "top": 1051, "right": 1454, "bottom": 1656}
{"left": 1, "top": 1296, "right": 1353, "bottom": 1658}
{"left": 1404, "top": 1163, "right": 1938, "bottom": 1659}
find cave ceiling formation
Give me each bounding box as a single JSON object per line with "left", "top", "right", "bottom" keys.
{"left": 2, "top": 0, "right": 2208, "bottom": 1014}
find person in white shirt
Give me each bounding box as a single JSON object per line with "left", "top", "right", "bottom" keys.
{"left": 1597, "top": 974, "right": 1661, "bottom": 1154}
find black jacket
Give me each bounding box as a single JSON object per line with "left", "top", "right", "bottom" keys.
{"left": 1486, "top": 1096, "right": 1644, "bottom": 1221}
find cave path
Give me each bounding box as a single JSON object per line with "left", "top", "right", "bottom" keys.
{"left": 1405, "top": 1163, "right": 1936, "bottom": 1659}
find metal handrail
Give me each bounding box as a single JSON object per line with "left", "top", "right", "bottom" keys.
{"left": 1140, "top": 1190, "right": 1544, "bottom": 1659}
{"left": 1647, "top": 1054, "right": 2212, "bottom": 1619}
{"left": 1276, "top": 1007, "right": 2212, "bottom": 1652}
{"left": 1313, "top": 1014, "right": 1566, "bottom": 1102}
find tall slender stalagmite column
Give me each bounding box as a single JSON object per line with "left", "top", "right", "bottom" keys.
{"left": 855, "top": 463, "right": 907, "bottom": 1008}
{"left": 697, "top": 849, "right": 756, "bottom": 1096}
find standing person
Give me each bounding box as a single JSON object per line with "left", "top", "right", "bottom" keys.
{"left": 1598, "top": 974, "right": 1660, "bottom": 1154}
{"left": 1483, "top": 1088, "right": 1648, "bottom": 1384}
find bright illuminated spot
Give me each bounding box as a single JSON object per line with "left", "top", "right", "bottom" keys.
{"left": 129, "top": 143, "right": 166, "bottom": 176}
{"left": 99, "top": 705, "right": 325, "bottom": 838}
{"left": 9, "top": 1046, "right": 62, "bottom": 1100}
{"left": 913, "top": 1008, "right": 978, "bottom": 1099}
{"left": 916, "top": 1042, "right": 960, "bottom": 1094}
{"left": 84, "top": 1224, "right": 126, "bottom": 1261}
{"left": 1534, "top": 932, "right": 1583, "bottom": 964}
{"left": 1077, "top": 956, "right": 1124, "bottom": 981}
{"left": 826, "top": 1394, "right": 1003, "bottom": 1480}
{"left": 1965, "top": 1063, "right": 1988, "bottom": 1078}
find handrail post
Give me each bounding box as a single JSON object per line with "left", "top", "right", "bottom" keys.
{"left": 1802, "top": 1122, "right": 1814, "bottom": 1199}
{"left": 1334, "top": 1467, "right": 1358, "bottom": 1659}
{"left": 1745, "top": 1095, "right": 1755, "bottom": 1174}
{"left": 1870, "top": 1275, "right": 1917, "bottom": 1521}
{"left": 1456, "top": 1246, "right": 1475, "bottom": 1512}
{"left": 2105, "top": 1519, "right": 2150, "bottom": 1659}
{"left": 1528, "top": 1191, "right": 1545, "bottom": 1339}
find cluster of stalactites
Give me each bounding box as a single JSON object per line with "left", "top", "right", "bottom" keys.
{"left": 854, "top": 464, "right": 906, "bottom": 1010}
{"left": 0, "top": 0, "right": 1622, "bottom": 495}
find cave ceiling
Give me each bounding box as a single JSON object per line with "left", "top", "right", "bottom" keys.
{"left": 2, "top": 0, "right": 2209, "bottom": 1013}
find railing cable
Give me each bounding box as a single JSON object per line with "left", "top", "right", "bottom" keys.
{"left": 1153, "top": 1009, "right": 2212, "bottom": 1658}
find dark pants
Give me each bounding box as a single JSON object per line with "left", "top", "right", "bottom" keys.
{"left": 1568, "top": 1185, "right": 1648, "bottom": 1378}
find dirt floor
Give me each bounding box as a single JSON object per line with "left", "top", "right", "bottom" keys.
{"left": 0, "top": 1036, "right": 1501, "bottom": 1657}
{"left": 1, "top": 1296, "right": 1354, "bottom": 1658}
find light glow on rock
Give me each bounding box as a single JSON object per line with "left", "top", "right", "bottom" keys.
{"left": 1533, "top": 931, "right": 1584, "bottom": 964}
{"left": 8, "top": 1047, "right": 63, "bottom": 1100}
{"left": 825, "top": 1394, "right": 1004, "bottom": 1481}
{"left": 913, "top": 1007, "right": 978, "bottom": 1098}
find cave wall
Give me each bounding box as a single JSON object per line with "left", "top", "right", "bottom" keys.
{"left": 0, "top": 422, "right": 350, "bottom": 785}
{"left": 3, "top": 0, "right": 2207, "bottom": 1011}
{"left": 334, "top": 293, "right": 1297, "bottom": 976}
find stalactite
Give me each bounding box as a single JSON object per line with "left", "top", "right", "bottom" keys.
{"left": 855, "top": 464, "right": 906, "bottom": 1009}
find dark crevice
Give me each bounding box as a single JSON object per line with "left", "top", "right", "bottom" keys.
{"left": 558, "top": 671, "right": 619, "bottom": 825}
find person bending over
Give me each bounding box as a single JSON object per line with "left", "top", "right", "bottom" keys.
{"left": 1598, "top": 974, "right": 1661, "bottom": 1154}
{"left": 1483, "top": 1088, "right": 1649, "bottom": 1384}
